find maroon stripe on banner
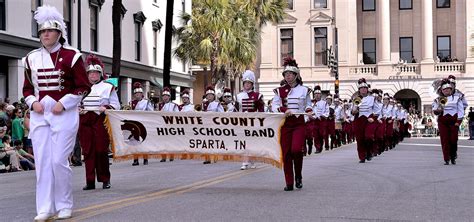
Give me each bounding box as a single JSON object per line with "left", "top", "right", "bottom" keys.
{"left": 38, "top": 83, "right": 60, "bottom": 87}
{"left": 37, "top": 75, "right": 60, "bottom": 79}
{"left": 37, "top": 68, "right": 56, "bottom": 72}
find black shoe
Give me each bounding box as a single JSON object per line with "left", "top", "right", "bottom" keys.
{"left": 444, "top": 161, "right": 449, "bottom": 165}
{"left": 359, "top": 159, "right": 365, "bottom": 163}
{"left": 203, "top": 161, "right": 211, "bottom": 164}
{"left": 366, "top": 157, "right": 372, "bottom": 161}
{"left": 143, "top": 159, "right": 148, "bottom": 165}
{"left": 170, "top": 159, "right": 174, "bottom": 162}
{"left": 83, "top": 183, "right": 95, "bottom": 190}
{"left": 160, "top": 159, "right": 166, "bottom": 162}
{"left": 295, "top": 179, "right": 303, "bottom": 189}
{"left": 314, "top": 150, "right": 322, "bottom": 154}
{"left": 284, "top": 185, "right": 294, "bottom": 191}
{"left": 132, "top": 159, "right": 139, "bottom": 166}
{"left": 451, "top": 159, "right": 456, "bottom": 165}
{"left": 103, "top": 182, "right": 111, "bottom": 189}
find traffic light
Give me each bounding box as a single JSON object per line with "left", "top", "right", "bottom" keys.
{"left": 327, "top": 52, "right": 338, "bottom": 73}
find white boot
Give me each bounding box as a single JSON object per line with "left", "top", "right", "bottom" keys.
{"left": 240, "top": 162, "right": 249, "bottom": 170}
{"left": 249, "top": 162, "right": 257, "bottom": 169}
{"left": 57, "top": 208, "right": 72, "bottom": 219}
{"left": 34, "top": 213, "right": 54, "bottom": 221}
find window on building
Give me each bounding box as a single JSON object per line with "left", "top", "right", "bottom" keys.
{"left": 280, "top": 29, "right": 294, "bottom": 65}
{"left": 362, "top": 0, "right": 375, "bottom": 11}
{"left": 314, "top": 27, "right": 328, "bottom": 66}
{"left": 31, "top": 0, "right": 42, "bottom": 37}
{"left": 63, "top": 0, "right": 72, "bottom": 44}
{"left": 399, "top": 0, "right": 412, "bottom": 10}
{"left": 437, "top": 36, "right": 451, "bottom": 62}
{"left": 90, "top": 5, "right": 98, "bottom": 51}
{"left": 363, "top": 38, "right": 376, "bottom": 64}
{"left": 0, "top": 0, "right": 5, "bottom": 31}
{"left": 135, "top": 22, "right": 141, "bottom": 61}
{"left": 399, "top": 37, "right": 413, "bottom": 62}
{"left": 286, "top": 0, "right": 293, "bottom": 10}
{"left": 314, "top": 0, "right": 327, "bottom": 8}
{"left": 437, "top": 0, "right": 450, "bottom": 8}
{"left": 134, "top": 12, "right": 147, "bottom": 62}
{"left": 153, "top": 30, "right": 157, "bottom": 66}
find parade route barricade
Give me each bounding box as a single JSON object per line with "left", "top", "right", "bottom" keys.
{"left": 104, "top": 110, "right": 286, "bottom": 168}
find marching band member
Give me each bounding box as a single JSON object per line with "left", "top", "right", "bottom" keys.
{"left": 351, "top": 78, "right": 380, "bottom": 163}
{"left": 158, "top": 87, "right": 179, "bottom": 162}
{"left": 311, "top": 85, "right": 326, "bottom": 154}
{"left": 202, "top": 85, "right": 224, "bottom": 164}
{"left": 178, "top": 89, "right": 195, "bottom": 112}
{"left": 80, "top": 55, "right": 119, "bottom": 191}
{"left": 305, "top": 95, "right": 315, "bottom": 155}
{"left": 130, "top": 82, "right": 153, "bottom": 166}
{"left": 333, "top": 96, "right": 344, "bottom": 148}
{"left": 396, "top": 103, "right": 407, "bottom": 142}
{"left": 392, "top": 101, "right": 400, "bottom": 147}
{"left": 326, "top": 94, "right": 337, "bottom": 149}
{"left": 342, "top": 99, "right": 354, "bottom": 144}
{"left": 236, "top": 70, "right": 265, "bottom": 169}
{"left": 272, "top": 57, "right": 312, "bottom": 191}
{"left": 433, "top": 78, "right": 466, "bottom": 165}
{"left": 381, "top": 94, "right": 394, "bottom": 151}
{"left": 23, "top": 6, "right": 91, "bottom": 220}
{"left": 372, "top": 89, "right": 384, "bottom": 155}
{"left": 222, "top": 88, "right": 238, "bottom": 112}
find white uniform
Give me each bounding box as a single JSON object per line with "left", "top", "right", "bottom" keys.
{"left": 357, "top": 95, "right": 379, "bottom": 118}
{"left": 23, "top": 43, "right": 90, "bottom": 215}
{"left": 82, "top": 81, "right": 120, "bottom": 113}
{"left": 133, "top": 99, "right": 154, "bottom": 111}
{"left": 180, "top": 104, "right": 195, "bottom": 112}
{"left": 432, "top": 95, "right": 465, "bottom": 119}
{"left": 160, "top": 102, "right": 179, "bottom": 112}
{"left": 206, "top": 101, "right": 224, "bottom": 112}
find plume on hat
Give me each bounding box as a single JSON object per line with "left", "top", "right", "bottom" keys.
{"left": 34, "top": 5, "right": 68, "bottom": 45}
{"left": 86, "top": 54, "right": 104, "bottom": 69}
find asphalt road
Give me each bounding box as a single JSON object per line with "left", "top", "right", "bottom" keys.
{"left": 1, "top": 138, "right": 473, "bottom": 222}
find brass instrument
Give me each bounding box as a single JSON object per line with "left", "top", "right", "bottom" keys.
{"left": 194, "top": 104, "right": 202, "bottom": 111}
{"left": 353, "top": 97, "right": 362, "bottom": 106}
{"left": 439, "top": 96, "right": 447, "bottom": 107}
{"left": 122, "top": 104, "right": 132, "bottom": 110}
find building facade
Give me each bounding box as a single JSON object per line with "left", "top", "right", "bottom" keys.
{"left": 0, "top": 0, "right": 194, "bottom": 104}
{"left": 258, "top": 0, "right": 474, "bottom": 113}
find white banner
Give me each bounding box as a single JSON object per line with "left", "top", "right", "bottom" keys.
{"left": 105, "top": 111, "right": 286, "bottom": 168}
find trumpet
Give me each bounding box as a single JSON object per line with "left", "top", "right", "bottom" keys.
{"left": 353, "top": 97, "right": 362, "bottom": 106}
{"left": 438, "top": 96, "right": 447, "bottom": 107}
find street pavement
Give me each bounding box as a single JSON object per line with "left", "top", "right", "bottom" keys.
{"left": 1, "top": 138, "right": 473, "bottom": 222}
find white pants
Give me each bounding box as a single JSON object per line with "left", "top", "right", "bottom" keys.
{"left": 30, "top": 96, "right": 79, "bottom": 215}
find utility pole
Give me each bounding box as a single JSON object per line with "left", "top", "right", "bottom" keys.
{"left": 163, "top": 0, "right": 174, "bottom": 98}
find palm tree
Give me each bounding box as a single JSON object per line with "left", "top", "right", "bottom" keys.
{"left": 112, "top": 0, "right": 123, "bottom": 78}
{"left": 174, "top": 0, "right": 286, "bottom": 84}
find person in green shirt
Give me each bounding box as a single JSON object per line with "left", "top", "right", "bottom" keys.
{"left": 11, "top": 108, "right": 24, "bottom": 142}
{"left": 14, "top": 140, "right": 35, "bottom": 170}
